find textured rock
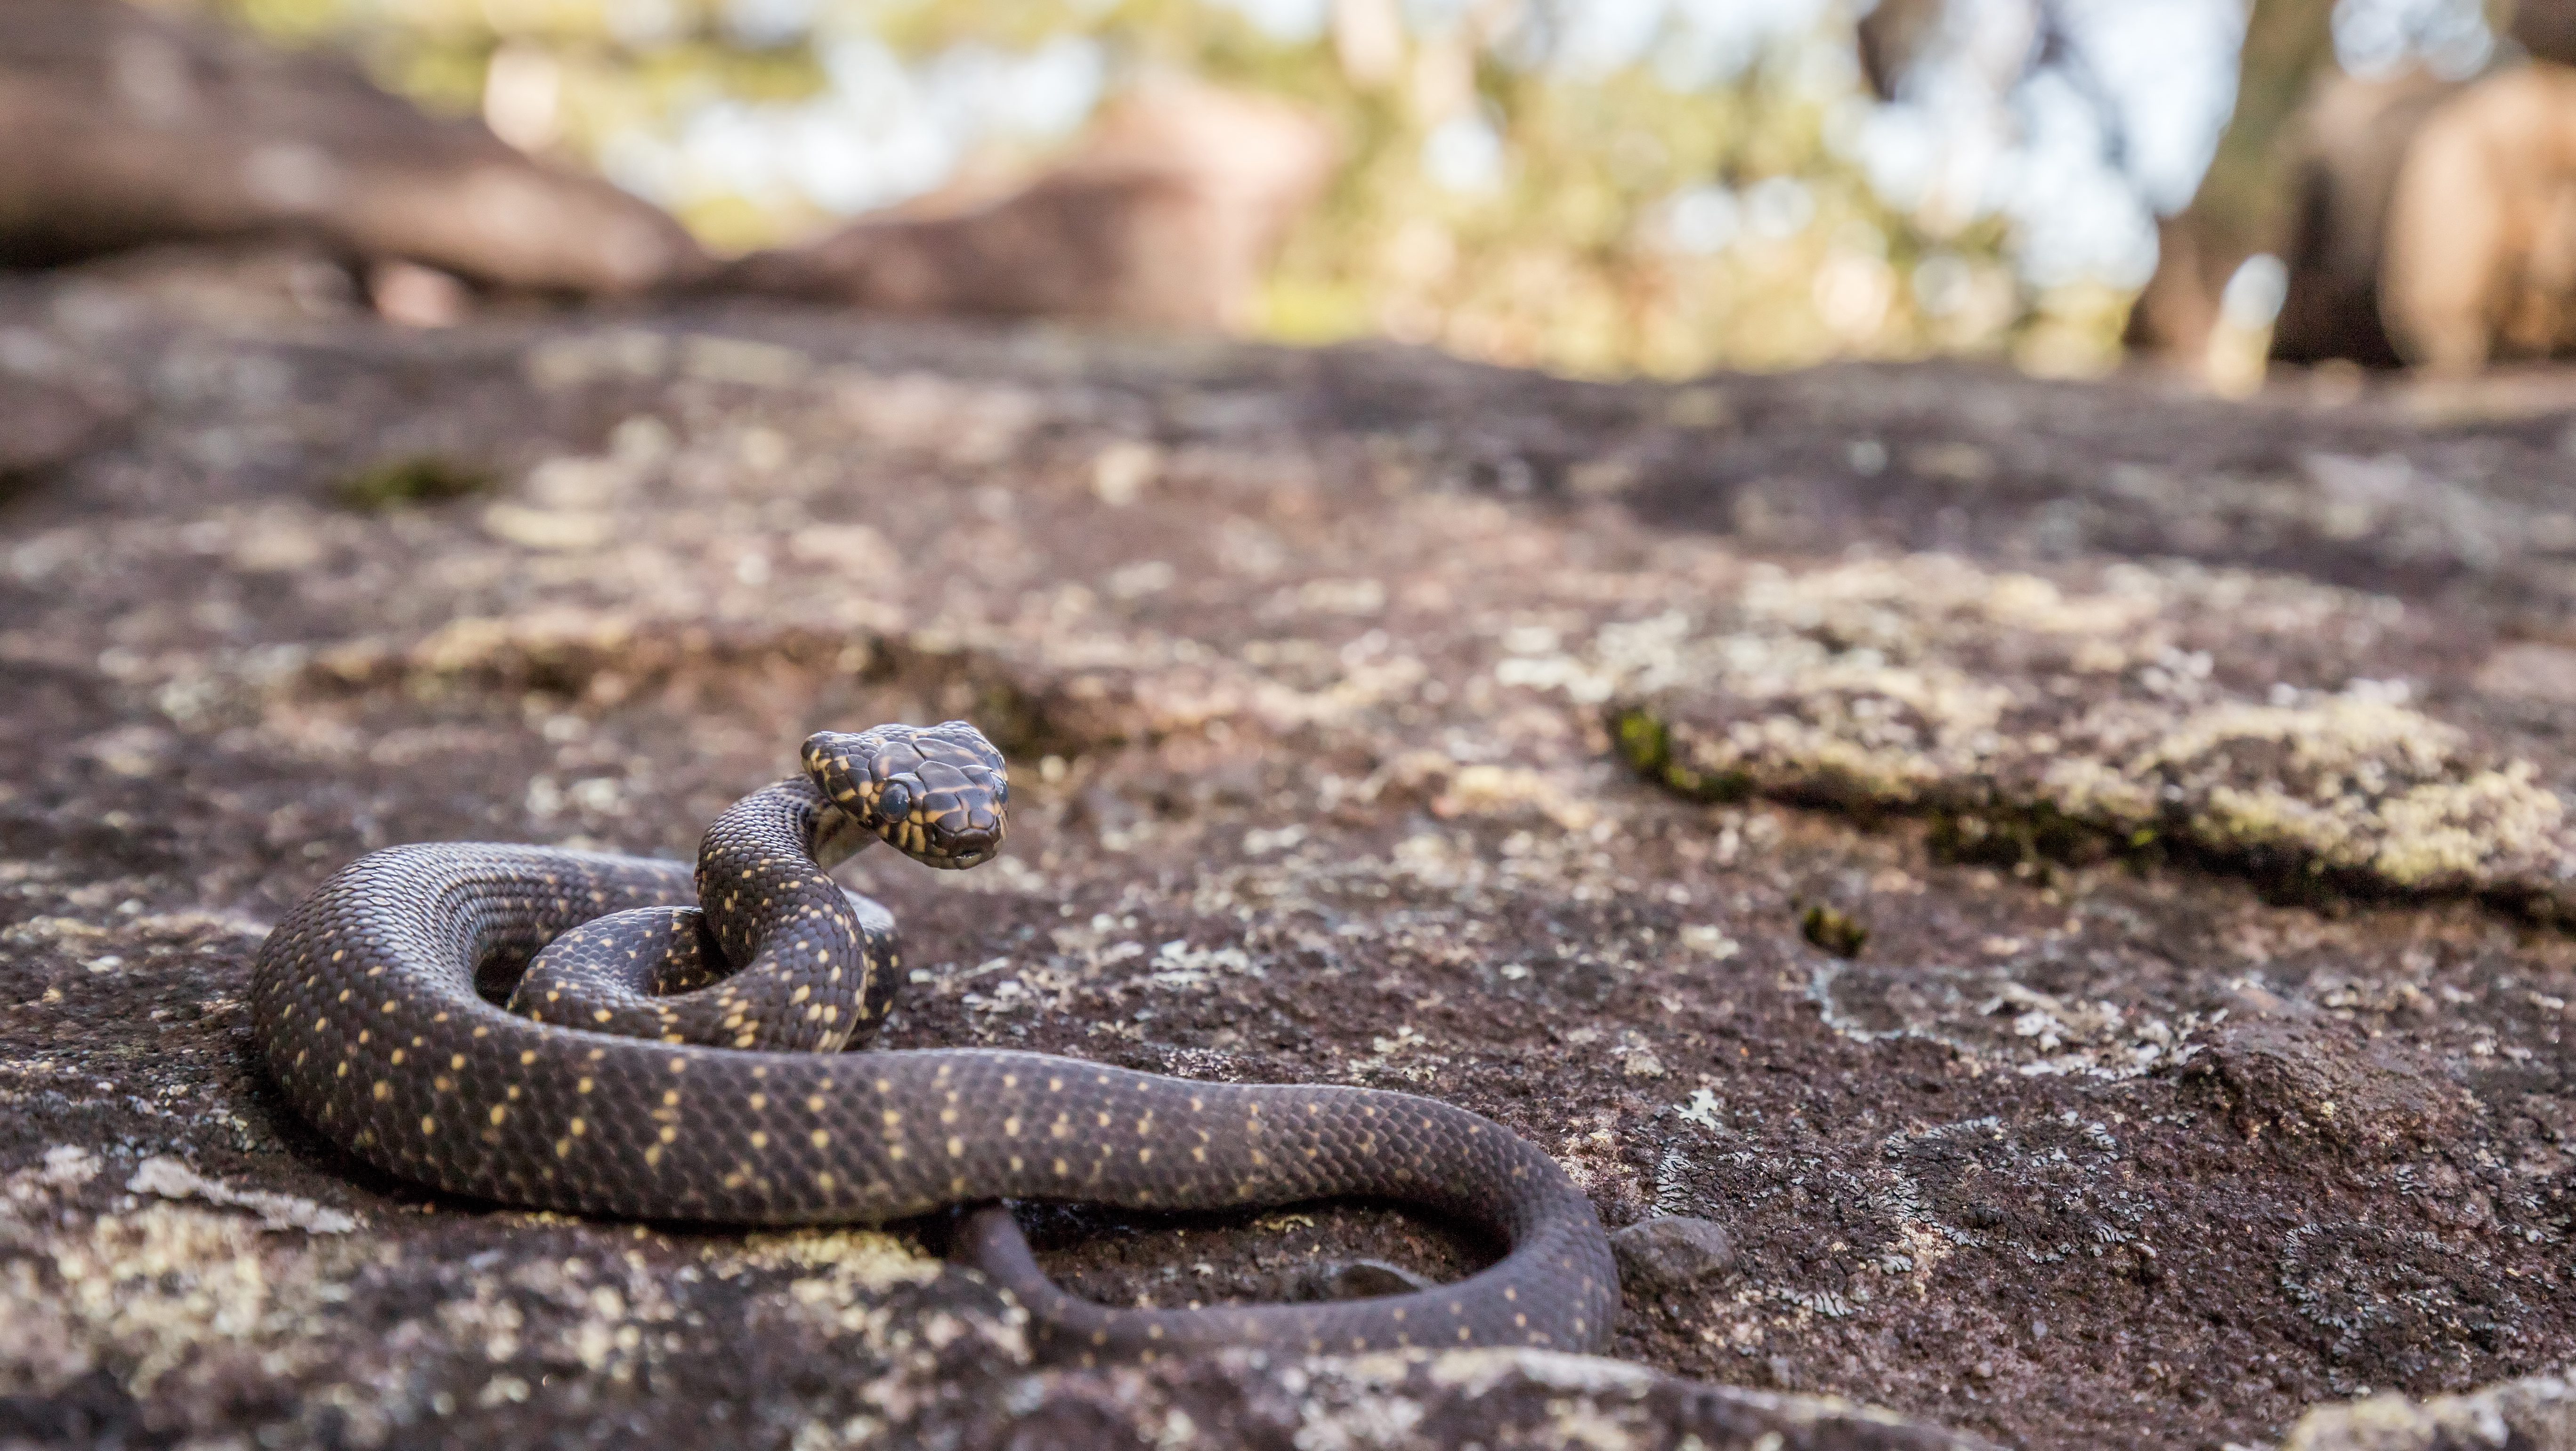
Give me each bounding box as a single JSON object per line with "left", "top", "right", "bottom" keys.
{"left": 4, "top": 267, "right": 2576, "bottom": 1448}
{"left": 986, "top": 1348, "right": 1999, "bottom": 1451}
{"left": 1611, "top": 1216, "right": 1739, "bottom": 1299}
{"left": 0, "top": 370, "right": 126, "bottom": 485}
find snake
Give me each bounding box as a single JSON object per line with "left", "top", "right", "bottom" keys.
{"left": 251, "top": 721, "right": 1618, "bottom": 1363}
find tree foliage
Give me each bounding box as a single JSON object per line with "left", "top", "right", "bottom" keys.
{"left": 222, "top": 0, "right": 2094, "bottom": 377}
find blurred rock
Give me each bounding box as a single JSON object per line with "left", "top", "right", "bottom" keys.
{"left": 2514, "top": 0, "right": 2576, "bottom": 65}
{"left": 2267, "top": 68, "right": 2460, "bottom": 367}
{"left": 2382, "top": 62, "right": 2576, "bottom": 371}
{"left": 366, "top": 258, "right": 470, "bottom": 328}
{"left": 0, "top": 0, "right": 708, "bottom": 296}
{"left": 49, "top": 240, "right": 363, "bottom": 324}
{"left": 2280, "top": 1369, "right": 2576, "bottom": 1450}
{"left": 719, "top": 77, "right": 1334, "bottom": 330}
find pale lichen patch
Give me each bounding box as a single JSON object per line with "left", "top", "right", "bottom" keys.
{"left": 1596, "top": 553, "right": 2576, "bottom": 908}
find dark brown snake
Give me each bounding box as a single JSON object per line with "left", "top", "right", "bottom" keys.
{"left": 252, "top": 721, "right": 1618, "bottom": 1363}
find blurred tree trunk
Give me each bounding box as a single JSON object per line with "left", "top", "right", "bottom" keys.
{"left": 2122, "top": 0, "right": 2339, "bottom": 360}
{"left": 1856, "top": 0, "right": 1946, "bottom": 101}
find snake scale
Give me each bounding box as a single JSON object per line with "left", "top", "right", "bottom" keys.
{"left": 253, "top": 721, "right": 1619, "bottom": 1362}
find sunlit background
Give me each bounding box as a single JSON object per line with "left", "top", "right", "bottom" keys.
{"left": 220, "top": 0, "right": 2501, "bottom": 377}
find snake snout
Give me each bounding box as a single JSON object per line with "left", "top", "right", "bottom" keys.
{"left": 802, "top": 720, "right": 1009, "bottom": 870}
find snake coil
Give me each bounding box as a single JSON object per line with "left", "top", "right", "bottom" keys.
{"left": 253, "top": 721, "right": 1619, "bottom": 1362}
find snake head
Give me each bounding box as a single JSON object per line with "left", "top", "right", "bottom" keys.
{"left": 802, "top": 721, "right": 1009, "bottom": 869}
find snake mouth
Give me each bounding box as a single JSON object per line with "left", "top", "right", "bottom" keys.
{"left": 872, "top": 784, "right": 1005, "bottom": 867}
{"left": 918, "top": 839, "right": 1002, "bottom": 870}
{"left": 886, "top": 814, "right": 1004, "bottom": 871}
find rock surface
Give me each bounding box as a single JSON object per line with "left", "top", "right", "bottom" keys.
{"left": 2, "top": 269, "right": 2576, "bottom": 1448}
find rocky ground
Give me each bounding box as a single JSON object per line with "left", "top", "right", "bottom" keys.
{"left": 4, "top": 259, "right": 2576, "bottom": 1450}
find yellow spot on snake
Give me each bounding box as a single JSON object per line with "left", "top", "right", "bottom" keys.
{"left": 810, "top": 1129, "right": 830, "bottom": 1148}
{"left": 420, "top": 1117, "right": 437, "bottom": 1135}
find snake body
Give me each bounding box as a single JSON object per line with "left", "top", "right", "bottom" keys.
{"left": 252, "top": 722, "right": 1618, "bottom": 1362}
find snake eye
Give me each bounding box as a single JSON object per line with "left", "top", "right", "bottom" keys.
{"left": 876, "top": 778, "right": 914, "bottom": 820}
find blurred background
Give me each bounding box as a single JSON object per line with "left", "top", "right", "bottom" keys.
{"left": 5, "top": 0, "right": 2568, "bottom": 387}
